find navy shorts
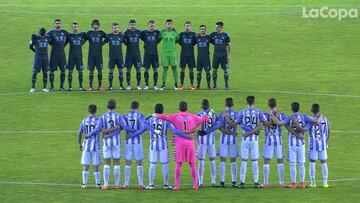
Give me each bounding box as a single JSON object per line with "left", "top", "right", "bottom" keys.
{"left": 212, "top": 54, "right": 229, "bottom": 69}
{"left": 108, "top": 57, "right": 124, "bottom": 69}
{"left": 196, "top": 56, "right": 211, "bottom": 72}
{"left": 125, "top": 54, "right": 142, "bottom": 68}
{"left": 68, "top": 56, "right": 84, "bottom": 71}
{"left": 143, "top": 54, "right": 159, "bottom": 69}
{"left": 49, "top": 54, "right": 67, "bottom": 72}
{"left": 87, "top": 54, "right": 103, "bottom": 70}
{"left": 180, "top": 55, "right": 196, "bottom": 69}
{"left": 33, "top": 55, "right": 48, "bottom": 73}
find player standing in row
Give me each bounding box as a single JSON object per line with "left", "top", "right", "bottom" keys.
{"left": 307, "top": 103, "right": 330, "bottom": 188}
{"left": 179, "top": 21, "right": 197, "bottom": 90}
{"left": 124, "top": 20, "right": 142, "bottom": 91}
{"left": 47, "top": 19, "right": 68, "bottom": 91}
{"left": 195, "top": 25, "right": 212, "bottom": 90}
{"left": 29, "top": 28, "right": 50, "bottom": 93}
{"left": 103, "top": 22, "right": 125, "bottom": 90}
{"left": 85, "top": 19, "right": 106, "bottom": 91}
{"left": 140, "top": 20, "right": 161, "bottom": 90}
{"left": 159, "top": 19, "right": 179, "bottom": 91}
{"left": 210, "top": 22, "right": 231, "bottom": 90}
{"left": 66, "top": 22, "right": 86, "bottom": 91}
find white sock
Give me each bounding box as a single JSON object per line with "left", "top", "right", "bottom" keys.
{"left": 94, "top": 171, "right": 100, "bottom": 185}
{"left": 210, "top": 160, "right": 216, "bottom": 184}
{"left": 198, "top": 160, "right": 205, "bottom": 185}
{"left": 103, "top": 165, "right": 110, "bottom": 186}
{"left": 220, "top": 161, "right": 226, "bottom": 182}
{"left": 240, "top": 161, "right": 247, "bottom": 183}
{"left": 309, "top": 162, "right": 316, "bottom": 184}
{"left": 252, "top": 161, "right": 259, "bottom": 183}
{"left": 124, "top": 166, "right": 131, "bottom": 186}
{"left": 162, "top": 164, "right": 169, "bottom": 185}
{"left": 299, "top": 163, "right": 305, "bottom": 183}
{"left": 114, "top": 165, "right": 121, "bottom": 186}
{"left": 321, "top": 163, "right": 328, "bottom": 185}
{"left": 82, "top": 170, "right": 89, "bottom": 185}
{"left": 137, "top": 166, "right": 144, "bottom": 186}
{"left": 278, "top": 163, "right": 284, "bottom": 184}
{"left": 263, "top": 164, "right": 270, "bottom": 185}
{"left": 290, "top": 163, "right": 296, "bottom": 183}
{"left": 231, "top": 162, "right": 237, "bottom": 182}
{"left": 149, "top": 164, "right": 156, "bottom": 186}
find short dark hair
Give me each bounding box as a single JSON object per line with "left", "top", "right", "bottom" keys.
{"left": 247, "top": 96, "right": 255, "bottom": 105}
{"left": 39, "top": 28, "right": 46, "bottom": 36}
{"left": 184, "top": 21, "right": 191, "bottom": 25}
{"left": 225, "top": 97, "right": 233, "bottom": 108}
{"left": 166, "top": 19, "right": 173, "bottom": 23}
{"left": 88, "top": 104, "right": 97, "bottom": 114}
{"left": 200, "top": 24, "right": 206, "bottom": 29}
{"left": 291, "top": 102, "right": 300, "bottom": 113}
{"left": 107, "top": 99, "right": 116, "bottom": 110}
{"left": 131, "top": 101, "right": 139, "bottom": 110}
{"left": 216, "top": 21, "right": 224, "bottom": 27}
{"left": 179, "top": 101, "right": 187, "bottom": 112}
{"left": 91, "top": 19, "right": 100, "bottom": 26}
{"left": 72, "top": 22, "right": 78, "bottom": 26}
{"left": 54, "top": 18, "right": 61, "bottom": 23}
{"left": 268, "top": 98, "right": 277, "bottom": 108}
{"left": 148, "top": 20, "right": 155, "bottom": 24}
{"left": 311, "top": 103, "right": 320, "bottom": 114}
{"left": 202, "top": 99, "right": 209, "bottom": 110}
{"left": 129, "top": 19, "right": 136, "bottom": 24}
{"left": 112, "top": 22, "right": 119, "bottom": 27}
{"left": 155, "top": 103, "right": 164, "bottom": 114}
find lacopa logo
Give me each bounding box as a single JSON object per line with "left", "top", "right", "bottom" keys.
{"left": 302, "top": 7, "right": 358, "bottom": 20}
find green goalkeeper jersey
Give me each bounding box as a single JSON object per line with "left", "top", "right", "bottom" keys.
{"left": 160, "top": 29, "right": 179, "bottom": 56}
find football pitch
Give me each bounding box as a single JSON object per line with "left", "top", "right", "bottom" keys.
{"left": 0, "top": 0, "right": 359, "bottom": 202}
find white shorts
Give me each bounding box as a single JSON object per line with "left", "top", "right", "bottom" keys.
{"left": 288, "top": 145, "right": 305, "bottom": 164}
{"left": 263, "top": 144, "right": 283, "bottom": 160}
{"left": 308, "top": 150, "right": 327, "bottom": 161}
{"left": 219, "top": 143, "right": 238, "bottom": 159}
{"left": 124, "top": 143, "right": 144, "bottom": 161}
{"left": 102, "top": 145, "right": 121, "bottom": 160}
{"left": 148, "top": 149, "right": 169, "bottom": 164}
{"left": 197, "top": 144, "right": 217, "bottom": 160}
{"left": 240, "top": 140, "right": 260, "bottom": 161}
{"left": 81, "top": 150, "right": 101, "bottom": 166}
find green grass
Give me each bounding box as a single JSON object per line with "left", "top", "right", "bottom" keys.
{"left": 0, "top": 0, "right": 359, "bottom": 202}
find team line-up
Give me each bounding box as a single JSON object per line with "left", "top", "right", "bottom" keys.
{"left": 29, "top": 18, "right": 231, "bottom": 92}
{"left": 78, "top": 96, "right": 330, "bottom": 190}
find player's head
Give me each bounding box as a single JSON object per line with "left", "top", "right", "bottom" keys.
{"left": 202, "top": 99, "right": 210, "bottom": 110}
{"left": 91, "top": 19, "right": 100, "bottom": 30}
{"left": 107, "top": 99, "right": 116, "bottom": 110}
{"left": 311, "top": 103, "right": 320, "bottom": 114}
{"left": 39, "top": 28, "right": 46, "bottom": 36}
{"left": 88, "top": 104, "right": 97, "bottom": 114}
{"left": 148, "top": 20, "right": 156, "bottom": 30}
{"left": 131, "top": 101, "right": 140, "bottom": 110}
{"left": 54, "top": 18, "right": 61, "bottom": 29}
{"left": 165, "top": 19, "right": 173, "bottom": 29}
{"left": 225, "top": 97, "right": 234, "bottom": 108}
{"left": 247, "top": 96, "right": 255, "bottom": 106}
{"left": 129, "top": 19, "right": 136, "bottom": 30}
{"left": 199, "top": 25, "right": 207, "bottom": 35}
{"left": 215, "top": 21, "right": 224, "bottom": 32}
{"left": 268, "top": 98, "right": 277, "bottom": 108}
{"left": 71, "top": 22, "right": 79, "bottom": 33}
{"left": 291, "top": 102, "right": 300, "bottom": 113}
{"left": 112, "top": 22, "right": 120, "bottom": 33}
{"left": 179, "top": 101, "right": 188, "bottom": 112}
{"left": 184, "top": 21, "right": 191, "bottom": 31}
{"left": 155, "top": 103, "right": 164, "bottom": 114}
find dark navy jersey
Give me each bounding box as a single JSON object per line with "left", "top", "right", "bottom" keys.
{"left": 179, "top": 31, "right": 196, "bottom": 57}
{"left": 196, "top": 34, "right": 211, "bottom": 58}
{"left": 140, "top": 30, "right": 161, "bottom": 55}
{"left": 46, "top": 29, "right": 68, "bottom": 55}
{"left": 124, "top": 29, "right": 141, "bottom": 56}
{"left": 66, "top": 32, "right": 86, "bottom": 58}
{"left": 30, "top": 34, "right": 50, "bottom": 56}
{"left": 104, "top": 32, "right": 124, "bottom": 59}
{"left": 85, "top": 30, "right": 106, "bottom": 56}
{"left": 210, "top": 32, "right": 230, "bottom": 56}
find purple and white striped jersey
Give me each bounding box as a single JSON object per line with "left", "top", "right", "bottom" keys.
{"left": 219, "top": 109, "right": 238, "bottom": 145}
{"left": 148, "top": 117, "right": 171, "bottom": 150}
{"left": 95, "top": 111, "right": 124, "bottom": 147}
{"left": 236, "top": 107, "right": 266, "bottom": 141}
{"left": 124, "top": 111, "right": 145, "bottom": 145}
{"left": 283, "top": 113, "right": 313, "bottom": 147}
{"left": 78, "top": 116, "right": 100, "bottom": 152}
{"left": 264, "top": 112, "right": 285, "bottom": 146}
{"left": 308, "top": 115, "right": 330, "bottom": 151}
{"left": 197, "top": 109, "right": 217, "bottom": 145}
